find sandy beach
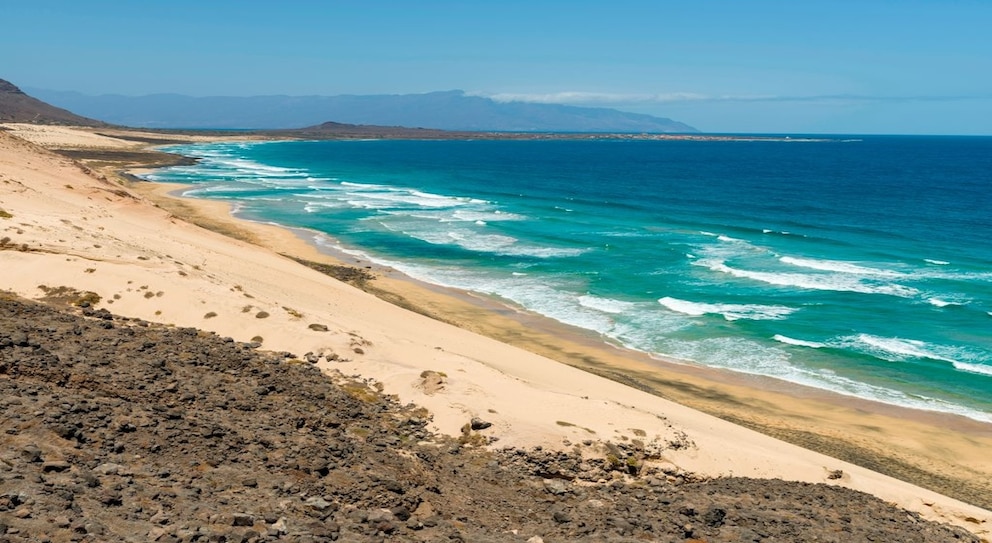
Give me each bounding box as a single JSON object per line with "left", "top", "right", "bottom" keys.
{"left": 2, "top": 123, "right": 990, "bottom": 538}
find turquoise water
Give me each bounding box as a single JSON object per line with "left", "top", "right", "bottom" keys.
{"left": 145, "top": 137, "right": 992, "bottom": 422}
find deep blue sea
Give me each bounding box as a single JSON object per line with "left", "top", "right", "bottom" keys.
{"left": 145, "top": 136, "right": 992, "bottom": 422}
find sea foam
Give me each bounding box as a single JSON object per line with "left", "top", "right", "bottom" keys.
{"left": 927, "top": 297, "right": 965, "bottom": 308}
{"left": 772, "top": 335, "right": 826, "bottom": 348}
{"left": 954, "top": 362, "right": 992, "bottom": 376}
{"left": 843, "top": 334, "right": 992, "bottom": 372}
{"left": 579, "top": 294, "right": 635, "bottom": 314}
{"left": 659, "top": 297, "right": 797, "bottom": 321}
{"left": 702, "top": 260, "right": 921, "bottom": 297}
{"left": 780, "top": 256, "right": 905, "bottom": 277}
{"left": 659, "top": 337, "right": 992, "bottom": 422}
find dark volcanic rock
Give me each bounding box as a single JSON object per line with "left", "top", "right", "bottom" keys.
{"left": 0, "top": 294, "right": 981, "bottom": 542}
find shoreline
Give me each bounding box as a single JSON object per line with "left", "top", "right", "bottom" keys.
{"left": 135, "top": 181, "right": 992, "bottom": 430}
{"left": 306, "top": 221, "right": 992, "bottom": 433}
{"left": 4, "top": 124, "right": 991, "bottom": 537}
{"left": 138, "top": 136, "right": 992, "bottom": 425}
{"left": 134, "top": 178, "right": 992, "bottom": 506}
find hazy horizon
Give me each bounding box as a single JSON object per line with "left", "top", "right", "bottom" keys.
{"left": 4, "top": 1, "right": 990, "bottom": 135}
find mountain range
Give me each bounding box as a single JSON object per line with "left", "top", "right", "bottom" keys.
{"left": 25, "top": 87, "right": 697, "bottom": 133}
{"left": 0, "top": 79, "right": 105, "bottom": 126}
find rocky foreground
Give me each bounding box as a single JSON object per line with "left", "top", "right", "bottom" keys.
{"left": 0, "top": 294, "right": 980, "bottom": 543}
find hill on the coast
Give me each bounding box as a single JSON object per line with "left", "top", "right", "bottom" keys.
{"left": 26, "top": 87, "right": 698, "bottom": 132}
{"left": 0, "top": 79, "right": 105, "bottom": 126}
{"left": 0, "top": 295, "right": 980, "bottom": 542}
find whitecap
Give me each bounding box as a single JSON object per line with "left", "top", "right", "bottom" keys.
{"left": 340, "top": 181, "right": 391, "bottom": 189}
{"left": 772, "top": 335, "right": 826, "bottom": 348}
{"left": 927, "top": 297, "right": 964, "bottom": 308}
{"left": 954, "top": 362, "right": 992, "bottom": 377}
{"left": 844, "top": 334, "right": 967, "bottom": 365}
{"left": 780, "top": 256, "right": 905, "bottom": 278}
{"left": 658, "top": 297, "right": 797, "bottom": 321}
{"left": 451, "top": 209, "right": 524, "bottom": 222}
{"left": 925, "top": 259, "right": 950, "bottom": 265}
{"left": 396, "top": 225, "right": 587, "bottom": 259}
{"left": 701, "top": 260, "right": 920, "bottom": 297}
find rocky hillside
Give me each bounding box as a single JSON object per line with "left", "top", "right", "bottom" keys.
{"left": 0, "top": 294, "right": 980, "bottom": 542}
{"left": 0, "top": 79, "right": 105, "bottom": 126}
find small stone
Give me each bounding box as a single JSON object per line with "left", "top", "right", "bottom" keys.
{"left": 269, "top": 517, "right": 288, "bottom": 535}
{"left": 98, "top": 490, "right": 123, "bottom": 506}
{"left": 232, "top": 513, "right": 254, "bottom": 526}
{"left": 470, "top": 417, "right": 492, "bottom": 430}
{"left": 21, "top": 444, "right": 43, "bottom": 463}
{"left": 367, "top": 508, "right": 395, "bottom": 523}
{"left": 148, "top": 526, "right": 168, "bottom": 541}
{"left": 553, "top": 510, "right": 572, "bottom": 523}
{"left": 390, "top": 505, "right": 411, "bottom": 521}
{"left": 77, "top": 469, "right": 100, "bottom": 488}
{"left": 543, "top": 478, "right": 569, "bottom": 495}
{"left": 42, "top": 460, "right": 71, "bottom": 472}
{"left": 703, "top": 507, "right": 726, "bottom": 527}
{"left": 304, "top": 496, "right": 333, "bottom": 511}
{"left": 94, "top": 462, "right": 124, "bottom": 475}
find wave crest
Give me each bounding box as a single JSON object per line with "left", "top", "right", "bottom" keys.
{"left": 659, "top": 297, "right": 797, "bottom": 321}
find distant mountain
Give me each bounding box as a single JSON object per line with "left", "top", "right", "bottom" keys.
{"left": 27, "top": 88, "right": 697, "bottom": 133}
{"left": 0, "top": 79, "right": 105, "bottom": 126}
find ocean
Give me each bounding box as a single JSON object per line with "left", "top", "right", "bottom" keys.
{"left": 144, "top": 136, "right": 992, "bottom": 422}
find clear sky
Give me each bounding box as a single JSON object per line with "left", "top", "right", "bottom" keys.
{"left": 3, "top": 1, "right": 990, "bottom": 134}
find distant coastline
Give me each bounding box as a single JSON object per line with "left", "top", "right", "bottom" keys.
{"left": 111, "top": 122, "right": 841, "bottom": 143}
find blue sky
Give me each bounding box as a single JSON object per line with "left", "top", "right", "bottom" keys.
{"left": 3, "top": 1, "right": 990, "bottom": 134}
